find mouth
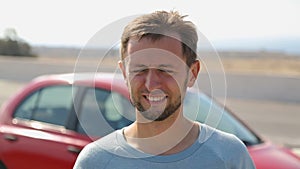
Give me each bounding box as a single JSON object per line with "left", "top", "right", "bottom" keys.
{"left": 148, "top": 95, "right": 167, "bottom": 102}
{"left": 143, "top": 95, "right": 168, "bottom": 104}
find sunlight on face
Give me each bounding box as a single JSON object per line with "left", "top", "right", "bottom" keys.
{"left": 121, "top": 36, "right": 192, "bottom": 122}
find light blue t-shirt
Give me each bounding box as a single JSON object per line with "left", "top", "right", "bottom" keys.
{"left": 73, "top": 124, "right": 256, "bottom": 169}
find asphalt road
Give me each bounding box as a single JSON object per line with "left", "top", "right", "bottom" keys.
{"left": 0, "top": 56, "right": 299, "bottom": 151}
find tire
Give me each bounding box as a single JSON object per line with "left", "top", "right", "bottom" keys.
{"left": 0, "top": 162, "right": 7, "bottom": 169}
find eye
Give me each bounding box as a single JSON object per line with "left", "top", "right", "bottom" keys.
{"left": 130, "top": 69, "right": 148, "bottom": 75}
{"left": 158, "top": 69, "right": 174, "bottom": 74}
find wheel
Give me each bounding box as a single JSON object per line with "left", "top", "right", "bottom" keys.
{"left": 0, "top": 161, "right": 7, "bottom": 169}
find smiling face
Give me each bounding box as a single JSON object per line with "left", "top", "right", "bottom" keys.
{"left": 120, "top": 36, "right": 199, "bottom": 122}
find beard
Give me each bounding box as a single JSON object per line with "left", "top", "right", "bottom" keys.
{"left": 129, "top": 72, "right": 189, "bottom": 122}
{"left": 132, "top": 94, "right": 182, "bottom": 121}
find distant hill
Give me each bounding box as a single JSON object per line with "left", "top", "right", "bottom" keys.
{"left": 31, "top": 36, "right": 300, "bottom": 58}
{"left": 31, "top": 43, "right": 299, "bottom": 60}
{"left": 212, "top": 37, "right": 300, "bottom": 55}
{"left": 32, "top": 46, "right": 119, "bottom": 58}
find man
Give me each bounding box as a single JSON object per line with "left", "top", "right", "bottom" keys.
{"left": 74, "top": 10, "right": 256, "bottom": 169}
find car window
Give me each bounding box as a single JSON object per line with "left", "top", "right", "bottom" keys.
{"left": 14, "top": 85, "right": 75, "bottom": 127}
{"left": 77, "top": 88, "right": 134, "bottom": 137}
{"left": 184, "top": 91, "right": 260, "bottom": 145}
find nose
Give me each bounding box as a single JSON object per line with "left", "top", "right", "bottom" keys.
{"left": 145, "top": 69, "right": 161, "bottom": 91}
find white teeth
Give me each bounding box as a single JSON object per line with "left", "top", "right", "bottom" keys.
{"left": 148, "top": 96, "right": 165, "bottom": 102}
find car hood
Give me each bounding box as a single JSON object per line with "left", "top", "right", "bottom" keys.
{"left": 248, "top": 141, "right": 300, "bottom": 169}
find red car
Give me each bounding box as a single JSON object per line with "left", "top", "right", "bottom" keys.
{"left": 0, "top": 73, "right": 299, "bottom": 169}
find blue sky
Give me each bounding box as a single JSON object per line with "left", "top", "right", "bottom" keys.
{"left": 1, "top": 0, "right": 300, "bottom": 53}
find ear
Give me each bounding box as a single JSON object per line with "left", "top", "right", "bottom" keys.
{"left": 118, "top": 60, "right": 127, "bottom": 80}
{"left": 187, "top": 60, "right": 200, "bottom": 87}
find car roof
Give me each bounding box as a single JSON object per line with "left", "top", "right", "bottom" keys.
{"left": 29, "top": 72, "right": 129, "bottom": 99}
{"left": 33, "top": 72, "right": 124, "bottom": 84}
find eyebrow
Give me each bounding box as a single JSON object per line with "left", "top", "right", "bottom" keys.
{"left": 158, "top": 64, "right": 175, "bottom": 69}
{"left": 131, "top": 64, "right": 175, "bottom": 69}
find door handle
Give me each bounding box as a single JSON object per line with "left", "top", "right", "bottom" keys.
{"left": 4, "top": 134, "right": 18, "bottom": 142}
{"left": 67, "top": 146, "right": 82, "bottom": 154}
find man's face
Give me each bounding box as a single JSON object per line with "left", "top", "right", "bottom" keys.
{"left": 120, "top": 36, "right": 194, "bottom": 122}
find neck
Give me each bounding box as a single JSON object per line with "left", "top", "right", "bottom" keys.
{"left": 123, "top": 110, "right": 199, "bottom": 155}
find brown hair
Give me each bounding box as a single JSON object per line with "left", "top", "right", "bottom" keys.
{"left": 120, "top": 10, "right": 198, "bottom": 67}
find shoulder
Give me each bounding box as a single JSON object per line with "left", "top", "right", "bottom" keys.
{"left": 200, "top": 123, "right": 246, "bottom": 149}
{"left": 199, "top": 124, "right": 256, "bottom": 168}
{"left": 73, "top": 130, "right": 121, "bottom": 169}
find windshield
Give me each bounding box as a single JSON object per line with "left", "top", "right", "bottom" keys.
{"left": 183, "top": 91, "right": 261, "bottom": 146}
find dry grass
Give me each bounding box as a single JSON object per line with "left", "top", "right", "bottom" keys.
{"left": 220, "top": 57, "right": 300, "bottom": 76}
{"left": 197, "top": 51, "right": 300, "bottom": 77}
{"left": 2, "top": 51, "right": 300, "bottom": 77}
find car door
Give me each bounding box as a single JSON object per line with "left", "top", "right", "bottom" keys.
{"left": 74, "top": 87, "right": 134, "bottom": 139}
{"left": 1, "top": 85, "right": 90, "bottom": 169}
